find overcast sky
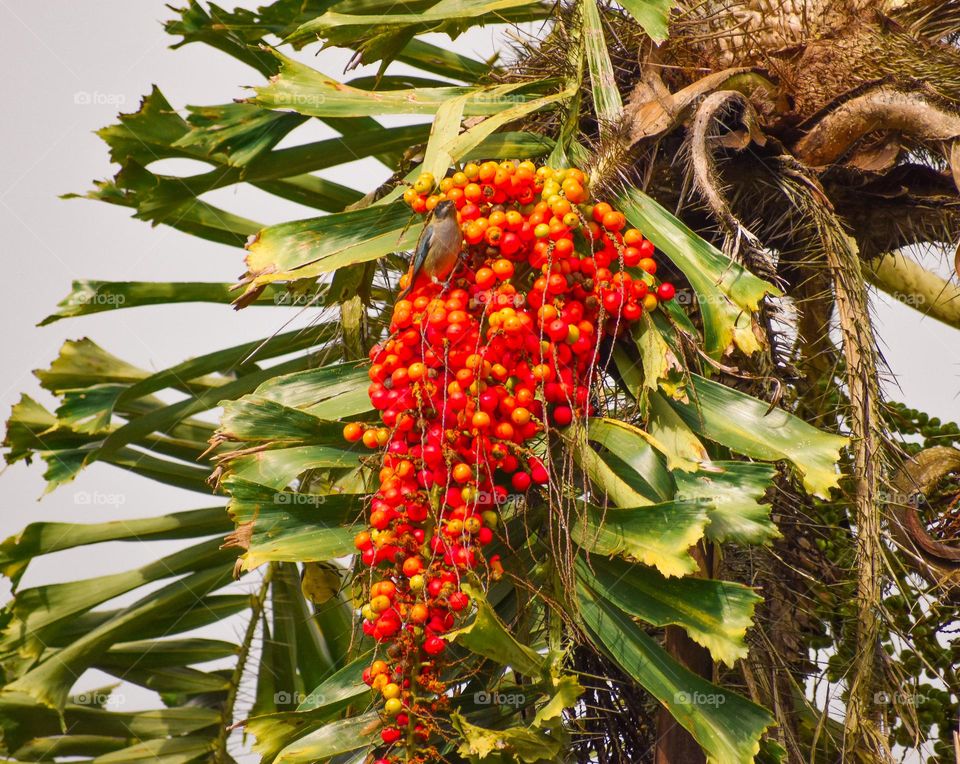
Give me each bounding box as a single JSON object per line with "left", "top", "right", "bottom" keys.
{"left": 0, "top": 1, "right": 957, "bottom": 757}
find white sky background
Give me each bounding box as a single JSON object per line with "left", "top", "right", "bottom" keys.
{"left": 0, "top": 0, "right": 957, "bottom": 757}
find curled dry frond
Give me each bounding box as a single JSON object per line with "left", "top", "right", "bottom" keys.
{"left": 890, "top": 446, "right": 960, "bottom": 587}
{"left": 794, "top": 86, "right": 960, "bottom": 167}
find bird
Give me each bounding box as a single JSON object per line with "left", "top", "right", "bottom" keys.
{"left": 398, "top": 200, "right": 463, "bottom": 299}
{"left": 300, "top": 561, "right": 343, "bottom": 605}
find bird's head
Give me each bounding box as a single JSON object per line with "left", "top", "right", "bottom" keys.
{"left": 433, "top": 200, "right": 457, "bottom": 219}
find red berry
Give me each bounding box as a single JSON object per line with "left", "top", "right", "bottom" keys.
{"left": 511, "top": 471, "right": 532, "bottom": 491}
{"left": 381, "top": 727, "right": 402, "bottom": 744}
{"left": 657, "top": 282, "right": 676, "bottom": 301}
{"left": 500, "top": 232, "right": 521, "bottom": 256}
{"left": 552, "top": 405, "right": 573, "bottom": 426}
{"left": 530, "top": 458, "right": 549, "bottom": 484}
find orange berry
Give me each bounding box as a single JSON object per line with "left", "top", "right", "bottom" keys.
{"left": 343, "top": 422, "right": 364, "bottom": 442}
{"left": 504, "top": 210, "right": 524, "bottom": 230}
{"left": 515, "top": 165, "right": 535, "bottom": 184}
{"left": 492, "top": 259, "right": 515, "bottom": 280}
{"left": 532, "top": 364, "right": 553, "bottom": 381}
{"left": 407, "top": 362, "right": 426, "bottom": 382}
{"left": 410, "top": 603, "right": 429, "bottom": 623}
{"left": 478, "top": 161, "right": 498, "bottom": 182}
{"left": 370, "top": 595, "right": 392, "bottom": 613}
{"left": 471, "top": 411, "right": 491, "bottom": 430}
{"left": 562, "top": 179, "right": 584, "bottom": 203}
{"left": 475, "top": 267, "right": 496, "bottom": 289}
{"left": 592, "top": 202, "right": 612, "bottom": 222}
{"left": 602, "top": 211, "right": 626, "bottom": 231}
{"left": 538, "top": 305, "right": 558, "bottom": 323}
{"left": 639, "top": 258, "right": 657, "bottom": 274}
{"left": 511, "top": 407, "right": 532, "bottom": 425}
{"left": 465, "top": 223, "right": 485, "bottom": 244}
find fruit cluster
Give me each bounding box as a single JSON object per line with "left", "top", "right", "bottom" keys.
{"left": 345, "top": 161, "right": 674, "bottom": 762}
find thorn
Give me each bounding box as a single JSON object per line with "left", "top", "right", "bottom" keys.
{"left": 763, "top": 378, "right": 783, "bottom": 416}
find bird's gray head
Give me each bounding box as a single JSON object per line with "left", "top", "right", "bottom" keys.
{"left": 434, "top": 200, "right": 456, "bottom": 218}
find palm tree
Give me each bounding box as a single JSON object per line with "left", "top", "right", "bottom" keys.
{"left": 2, "top": 1, "right": 959, "bottom": 762}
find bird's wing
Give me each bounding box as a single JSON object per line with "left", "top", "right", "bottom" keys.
{"left": 410, "top": 223, "right": 433, "bottom": 278}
